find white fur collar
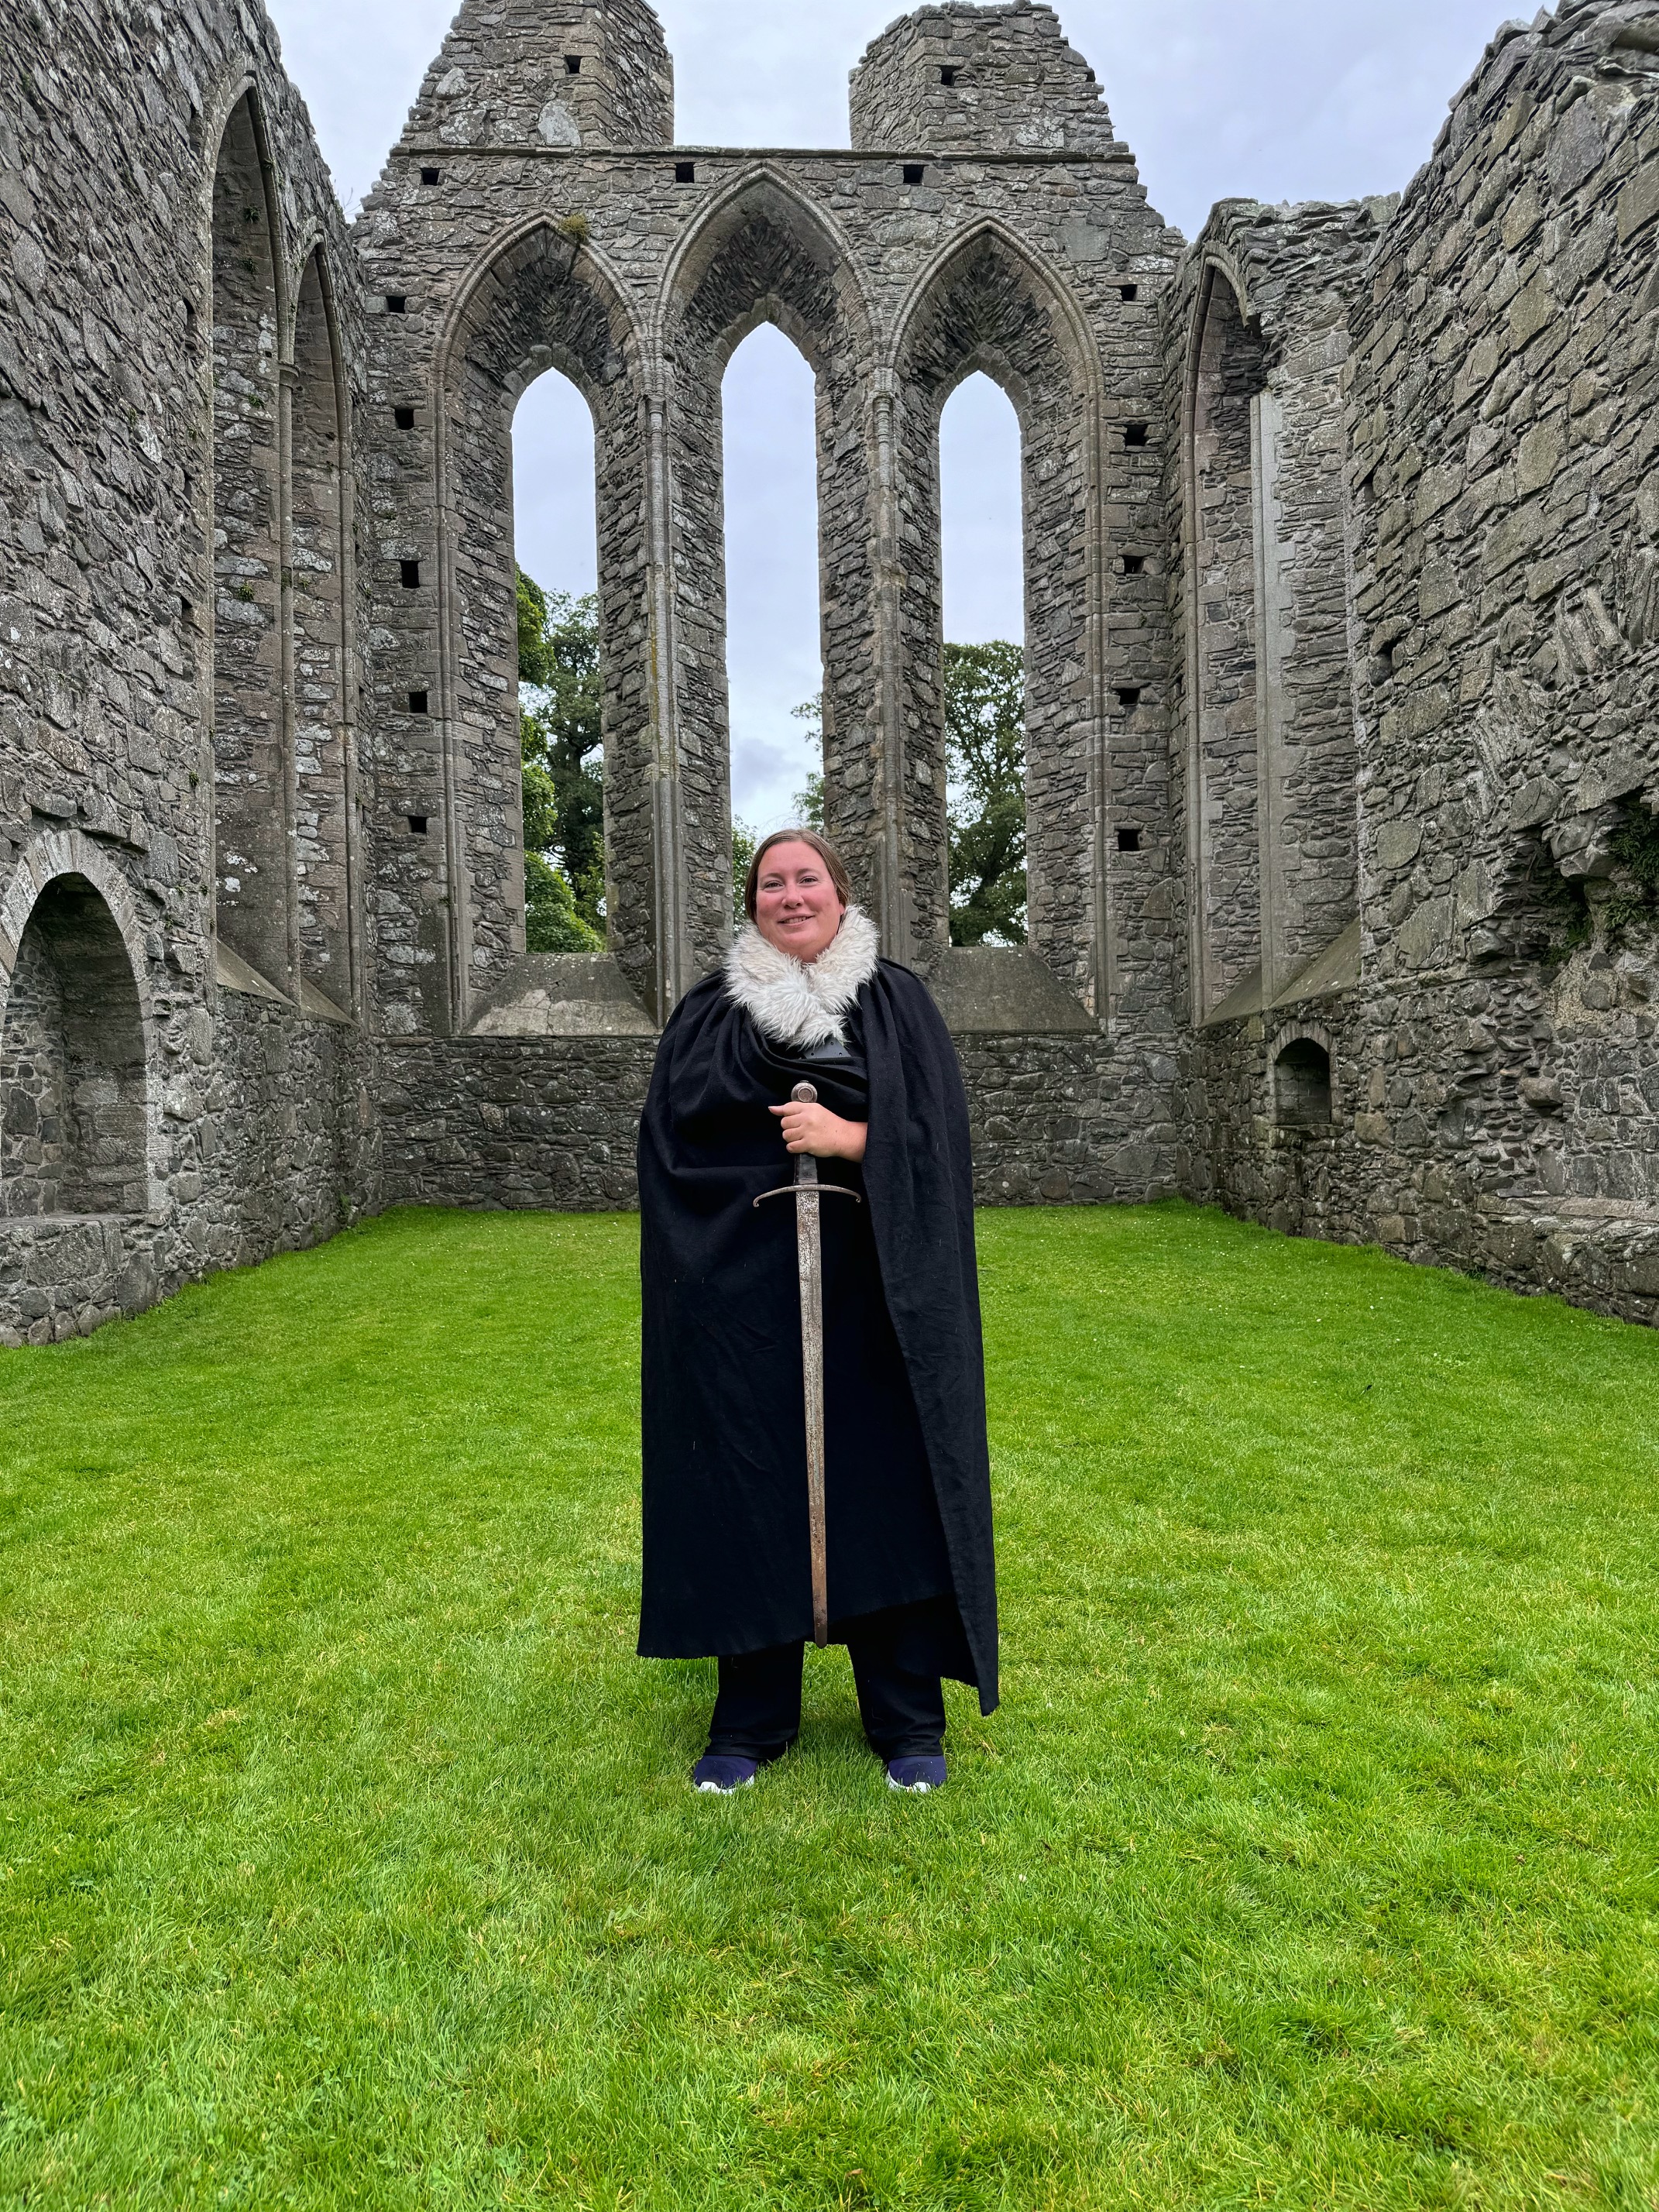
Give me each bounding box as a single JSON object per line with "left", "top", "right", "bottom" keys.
{"left": 724, "top": 906, "right": 881, "bottom": 1049}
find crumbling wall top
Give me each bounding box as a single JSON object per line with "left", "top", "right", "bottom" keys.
{"left": 394, "top": 0, "right": 673, "bottom": 154}
{"left": 850, "top": 2, "right": 1118, "bottom": 155}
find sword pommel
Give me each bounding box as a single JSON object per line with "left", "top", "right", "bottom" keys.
{"left": 792, "top": 1083, "right": 818, "bottom": 1105}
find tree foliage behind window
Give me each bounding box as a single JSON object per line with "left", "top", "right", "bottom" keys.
{"left": 792, "top": 696, "right": 826, "bottom": 831}
{"left": 732, "top": 819, "right": 758, "bottom": 928}
{"left": 518, "top": 568, "right": 604, "bottom": 953}
{"left": 946, "top": 641, "right": 1026, "bottom": 946}
{"left": 781, "top": 659, "right": 1025, "bottom": 943}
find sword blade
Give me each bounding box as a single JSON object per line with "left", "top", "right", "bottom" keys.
{"left": 794, "top": 1156, "right": 830, "bottom": 1649}
{"left": 788, "top": 1081, "right": 830, "bottom": 1650}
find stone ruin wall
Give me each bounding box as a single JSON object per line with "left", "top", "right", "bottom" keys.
{"left": 1171, "top": 0, "right": 1659, "bottom": 1327}
{"left": 357, "top": 0, "right": 1188, "bottom": 1214}
{"left": 2, "top": 0, "right": 1659, "bottom": 1339}
{"left": 0, "top": 0, "right": 381, "bottom": 1344}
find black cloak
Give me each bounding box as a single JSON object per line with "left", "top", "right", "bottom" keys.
{"left": 637, "top": 956, "right": 998, "bottom": 1716}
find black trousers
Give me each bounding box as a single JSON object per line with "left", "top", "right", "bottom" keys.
{"left": 707, "top": 1602, "right": 950, "bottom": 1764}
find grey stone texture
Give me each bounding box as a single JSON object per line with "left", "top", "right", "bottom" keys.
{"left": 3, "top": 0, "right": 1659, "bottom": 1338}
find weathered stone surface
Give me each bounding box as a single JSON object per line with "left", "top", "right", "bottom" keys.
{"left": 3, "top": 0, "right": 1659, "bottom": 1338}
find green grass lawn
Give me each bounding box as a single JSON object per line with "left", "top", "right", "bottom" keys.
{"left": 1, "top": 1204, "right": 1656, "bottom": 2210}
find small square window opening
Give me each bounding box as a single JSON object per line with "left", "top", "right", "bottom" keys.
{"left": 675, "top": 161, "right": 697, "bottom": 184}
{"left": 1125, "top": 422, "right": 1150, "bottom": 448}
{"left": 903, "top": 164, "right": 926, "bottom": 185}
{"left": 1116, "top": 686, "right": 1142, "bottom": 709}
{"left": 1121, "top": 554, "right": 1146, "bottom": 576}
{"left": 940, "top": 66, "right": 958, "bottom": 85}
{"left": 408, "top": 689, "right": 429, "bottom": 716}
{"left": 1120, "top": 283, "right": 1139, "bottom": 302}
{"left": 419, "top": 167, "right": 440, "bottom": 187}
{"left": 385, "top": 294, "right": 407, "bottom": 314}
{"left": 1117, "top": 828, "right": 1142, "bottom": 854}
{"left": 407, "top": 815, "right": 430, "bottom": 836}
{"left": 394, "top": 407, "right": 416, "bottom": 431}
{"left": 400, "top": 560, "right": 421, "bottom": 590}
{"left": 565, "top": 54, "right": 582, "bottom": 74}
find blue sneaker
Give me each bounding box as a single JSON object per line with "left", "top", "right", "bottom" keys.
{"left": 693, "top": 1754, "right": 757, "bottom": 1795}
{"left": 887, "top": 1755, "right": 947, "bottom": 1794}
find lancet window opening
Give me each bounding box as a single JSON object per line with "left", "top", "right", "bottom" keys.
{"left": 511, "top": 365, "right": 606, "bottom": 953}
{"left": 435, "top": 224, "right": 646, "bottom": 1024}
{"left": 210, "top": 91, "right": 291, "bottom": 997}
{"left": 662, "top": 179, "right": 879, "bottom": 974}
{"left": 894, "top": 228, "right": 1101, "bottom": 993}
{"left": 938, "top": 368, "right": 1028, "bottom": 948}
{"left": 721, "top": 322, "right": 826, "bottom": 847}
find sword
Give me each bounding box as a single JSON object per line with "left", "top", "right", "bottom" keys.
{"left": 754, "top": 1083, "right": 861, "bottom": 1647}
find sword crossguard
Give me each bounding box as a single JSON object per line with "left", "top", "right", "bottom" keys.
{"left": 754, "top": 1183, "right": 861, "bottom": 1208}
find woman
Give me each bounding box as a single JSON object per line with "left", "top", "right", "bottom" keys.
{"left": 637, "top": 827, "right": 998, "bottom": 1795}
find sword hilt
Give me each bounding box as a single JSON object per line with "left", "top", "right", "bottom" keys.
{"left": 752, "top": 1081, "right": 863, "bottom": 1208}
{"left": 792, "top": 1084, "right": 819, "bottom": 1188}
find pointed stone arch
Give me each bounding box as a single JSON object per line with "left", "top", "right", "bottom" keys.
{"left": 657, "top": 170, "right": 881, "bottom": 939}
{"left": 419, "top": 221, "right": 653, "bottom": 1025}
{"left": 891, "top": 219, "right": 1108, "bottom": 1001}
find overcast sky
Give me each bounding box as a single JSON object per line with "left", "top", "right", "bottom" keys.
{"left": 265, "top": 0, "right": 1523, "bottom": 827}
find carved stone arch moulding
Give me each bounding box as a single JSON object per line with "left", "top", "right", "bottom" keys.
{"left": 434, "top": 217, "right": 647, "bottom": 405}
{"left": 431, "top": 221, "right": 655, "bottom": 1026}
{"left": 889, "top": 217, "right": 1103, "bottom": 399}
{"left": 194, "top": 63, "right": 258, "bottom": 229}
{"left": 889, "top": 218, "right": 1108, "bottom": 1008}
{"left": 654, "top": 165, "right": 877, "bottom": 366}
{"left": 201, "top": 74, "right": 292, "bottom": 331}
{"left": 285, "top": 226, "right": 338, "bottom": 361}
{"left": 0, "top": 829, "right": 155, "bottom": 1024}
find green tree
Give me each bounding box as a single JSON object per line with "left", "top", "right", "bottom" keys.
{"left": 732, "top": 819, "right": 759, "bottom": 927}
{"left": 518, "top": 568, "right": 603, "bottom": 950}
{"left": 946, "top": 641, "right": 1026, "bottom": 946}
{"left": 524, "top": 851, "right": 601, "bottom": 954}
{"left": 792, "top": 696, "right": 825, "bottom": 830}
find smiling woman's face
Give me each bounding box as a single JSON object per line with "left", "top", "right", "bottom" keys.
{"left": 754, "top": 841, "right": 847, "bottom": 965}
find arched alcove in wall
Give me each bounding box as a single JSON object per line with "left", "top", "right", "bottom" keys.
{"left": 895, "top": 227, "right": 1101, "bottom": 991}
{"left": 939, "top": 369, "right": 1026, "bottom": 947}
{"left": 661, "top": 175, "right": 877, "bottom": 938}
{"left": 1188, "top": 266, "right": 1268, "bottom": 1018}
{"left": 1, "top": 878, "right": 148, "bottom": 1218}
{"left": 511, "top": 365, "right": 605, "bottom": 950}
{"left": 723, "top": 323, "right": 823, "bottom": 836}
{"left": 434, "top": 225, "right": 644, "bottom": 1016}
{"left": 290, "top": 245, "right": 354, "bottom": 1014}
{"left": 1273, "top": 1034, "right": 1333, "bottom": 1128}
{"left": 211, "top": 91, "right": 290, "bottom": 995}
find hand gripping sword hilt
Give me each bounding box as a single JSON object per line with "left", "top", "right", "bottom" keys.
{"left": 752, "top": 1081, "right": 863, "bottom": 1209}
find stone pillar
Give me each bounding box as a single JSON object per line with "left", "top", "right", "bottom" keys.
{"left": 868, "top": 371, "right": 912, "bottom": 965}
{"left": 641, "top": 382, "right": 691, "bottom": 1023}
{"left": 1252, "top": 385, "right": 1290, "bottom": 1005}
